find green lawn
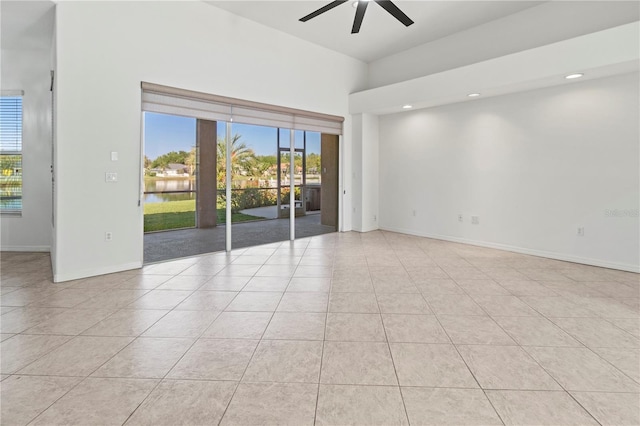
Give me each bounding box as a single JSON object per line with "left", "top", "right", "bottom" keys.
{"left": 144, "top": 200, "right": 260, "bottom": 232}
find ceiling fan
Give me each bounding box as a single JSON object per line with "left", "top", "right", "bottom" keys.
{"left": 300, "top": 0, "right": 414, "bottom": 34}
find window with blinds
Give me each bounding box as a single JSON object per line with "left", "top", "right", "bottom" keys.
{"left": 1, "top": 92, "right": 24, "bottom": 214}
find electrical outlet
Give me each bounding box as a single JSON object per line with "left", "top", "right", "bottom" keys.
{"left": 471, "top": 216, "right": 479, "bottom": 225}
{"left": 577, "top": 227, "right": 585, "bottom": 236}
{"left": 412, "top": 210, "right": 417, "bottom": 217}
{"left": 458, "top": 214, "right": 463, "bottom": 222}
{"left": 105, "top": 172, "right": 117, "bottom": 182}
{"left": 105, "top": 232, "right": 113, "bottom": 241}
{"left": 373, "top": 215, "right": 377, "bottom": 222}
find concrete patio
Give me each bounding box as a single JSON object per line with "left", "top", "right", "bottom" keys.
{"left": 144, "top": 213, "right": 335, "bottom": 263}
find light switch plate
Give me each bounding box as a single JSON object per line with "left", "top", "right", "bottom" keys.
{"left": 105, "top": 172, "right": 118, "bottom": 182}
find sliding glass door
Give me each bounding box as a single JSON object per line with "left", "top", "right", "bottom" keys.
{"left": 141, "top": 83, "right": 342, "bottom": 262}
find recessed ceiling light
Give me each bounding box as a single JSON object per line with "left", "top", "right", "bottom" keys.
{"left": 402, "top": 105, "right": 413, "bottom": 109}
{"left": 565, "top": 73, "right": 584, "bottom": 79}
{"left": 468, "top": 93, "right": 481, "bottom": 98}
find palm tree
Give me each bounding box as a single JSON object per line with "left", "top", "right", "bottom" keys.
{"left": 185, "top": 147, "right": 196, "bottom": 176}
{"left": 217, "top": 134, "right": 256, "bottom": 184}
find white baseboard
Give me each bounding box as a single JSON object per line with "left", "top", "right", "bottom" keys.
{"left": 0, "top": 245, "right": 51, "bottom": 252}
{"left": 379, "top": 226, "right": 640, "bottom": 273}
{"left": 54, "top": 261, "right": 143, "bottom": 283}
{"left": 352, "top": 225, "right": 379, "bottom": 233}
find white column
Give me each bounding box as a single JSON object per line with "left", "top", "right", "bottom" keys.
{"left": 352, "top": 113, "right": 380, "bottom": 233}
{"left": 225, "top": 121, "right": 232, "bottom": 251}
{"left": 290, "top": 129, "right": 295, "bottom": 241}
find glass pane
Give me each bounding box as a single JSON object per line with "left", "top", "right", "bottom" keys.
{"left": 230, "top": 123, "right": 288, "bottom": 248}
{"left": 279, "top": 151, "right": 304, "bottom": 222}
{"left": 0, "top": 154, "right": 22, "bottom": 212}
{"left": 279, "top": 150, "right": 292, "bottom": 219}
{"left": 305, "top": 132, "right": 321, "bottom": 212}
{"left": 293, "top": 152, "right": 304, "bottom": 188}
{"left": 142, "top": 115, "right": 236, "bottom": 262}
{"left": 294, "top": 151, "right": 304, "bottom": 218}
{"left": 216, "top": 123, "right": 228, "bottom": 227}
{"left": 278, "top": 128, "right": 289, "bottom": 148}
{"left": 0, "top": 96, "right": 23, "bottom": 152}
{"left": 143, "top": 112, "right": 196, "bottom": 234}
{"left": 294, "top": 129, "right": 305, "bottom": 149}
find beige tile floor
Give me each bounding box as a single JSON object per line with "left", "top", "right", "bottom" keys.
{"left": 1, "top": 231, "right": 639, "bottom": 425}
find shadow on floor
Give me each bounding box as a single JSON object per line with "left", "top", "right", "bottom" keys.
{"left": 143, "top": 213, "right": 336, "bottom": 263}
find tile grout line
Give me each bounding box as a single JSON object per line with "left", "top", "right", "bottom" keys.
{"left": 102, "top": 254, "right": 240, "bottom": 424}
{"left": 213, "top": 243, "right": 290, "bottom": 425}
{"left": 8, "top": 273, "right": 175, "bottom": 425}
{"left": 310, "top": 240, "right": 333, "bottom": 426}
{"left": 484, "top": 298, "right": 609, "bottom": 426}
{"left": 369, "top": 232, "right": 411, "bottom": 425}
{"left": 513, "top": 296, "right": 640, "bottom": 385}
{"left": 420, "top": 261, "right": 507, "bottom": 426}
{"left": 120, "top": 253, "right": 246, "bottom": 425}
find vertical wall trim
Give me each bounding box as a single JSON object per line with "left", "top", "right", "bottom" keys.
{"left": 289, "top": 129, "right": 295, "bottom": 240}
{"left": 225, "top": 121, "right": 232, "bottom": 251}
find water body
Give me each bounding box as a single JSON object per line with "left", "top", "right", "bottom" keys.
{"left": 144, "top": 178, "right": 195, "bottom": 203}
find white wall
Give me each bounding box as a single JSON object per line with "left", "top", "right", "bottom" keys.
{"left": 367, "top": 1, "right": 639, "bottom": 89}
{"left": 53, "top": 1, "right": 366, "bottom": 281}
{"left": 378, "top": 73, "right": 639, "bottom": 272}
{"left": 50, "top": 12, "right": 57, "bottom": 268}
{"left": 0, "top": 48, "right": 52, "bottom": 251}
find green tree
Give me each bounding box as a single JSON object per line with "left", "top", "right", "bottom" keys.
{"left": 307, "top": 153, "right": 321, "bottom": 174}
{"left": 151, "top": 150, "right": 190, "bottom": 170}
{"left": 257, "top": 155, "right": 277, "bottom": 169}
{"left": 253, "top": 155, "right": 277, "bottom": 178}
{"left": 217, "top": 134, "right": 256, "bottom": 184}
{"left": 0, "top": 155, "right": 22, "bottom": 192}
{"left": 0, "top": 155, "right": 21, "bottom": 175}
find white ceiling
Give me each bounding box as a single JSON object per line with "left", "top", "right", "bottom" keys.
{"left": 1, "top": 1, "right": 55, "bottom": 50}
{"left": 208, "top": 1, "right": 543, "bottom": 62}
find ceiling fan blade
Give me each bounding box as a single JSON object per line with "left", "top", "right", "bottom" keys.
{"left": 375, "top": 0, "right": 414, "bottom": 27}
{"left": 351, "top": 1, "right": 369, "bottom": 33}
{"left": 300, "top": 1, "right": 348, "bottom": 22}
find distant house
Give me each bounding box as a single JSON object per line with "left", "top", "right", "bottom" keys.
{"left": 151, "top": 163, "right": 189, "bottom": 177}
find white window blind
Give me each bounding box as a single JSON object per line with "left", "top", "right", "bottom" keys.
{"left": 141, "top": 82, "right": 343, "bottom": 135}
{"left": 0, "top": 94, "right": 23, "bottom": 152}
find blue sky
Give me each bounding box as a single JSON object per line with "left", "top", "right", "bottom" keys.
{"left": 144, "top": 112, "right": 320, "bottom": 160}
{"left": 144, "top": 113, "right": 196, "bottom": 159}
